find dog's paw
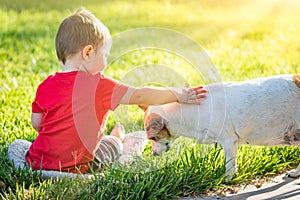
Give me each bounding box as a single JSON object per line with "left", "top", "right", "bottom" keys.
{"left": 224, "top": 175, "right": 235, "bottom": 183}
{"left": 287, "top": 170, "right": 300, "bottom": 178}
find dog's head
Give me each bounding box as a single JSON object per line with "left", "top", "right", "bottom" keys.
{"left": 139, "top": 105, "right": 176, "bottom": 156}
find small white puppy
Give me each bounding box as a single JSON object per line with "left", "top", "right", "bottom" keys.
{"left": 141, "top": 74, "right": 300, "bottom": 180}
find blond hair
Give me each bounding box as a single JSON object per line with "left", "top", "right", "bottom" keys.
{"left": 55, "top": 8, "right": 110, "bottom": 64}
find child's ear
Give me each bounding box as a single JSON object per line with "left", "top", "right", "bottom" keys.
{"left": 138, "top": 105, "right": 148, "bottom": 112}
{"left": 82, "top": 45, "right": 94, "bottom": 60}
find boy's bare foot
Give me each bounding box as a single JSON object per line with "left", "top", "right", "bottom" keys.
{"left": 110, "top": 122, "right": 126, "bottom": 141}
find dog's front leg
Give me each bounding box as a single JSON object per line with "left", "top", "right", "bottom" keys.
{"left": 221, "top": 137, "right": 238, "bottom": 181}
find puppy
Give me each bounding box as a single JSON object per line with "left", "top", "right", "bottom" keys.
{"left": 141, "top": 74, "right": 300, "bottom": 180}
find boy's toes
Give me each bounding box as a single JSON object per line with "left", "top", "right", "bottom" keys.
{"left": 111, "top": 122, "right": 126, "bottom": 141}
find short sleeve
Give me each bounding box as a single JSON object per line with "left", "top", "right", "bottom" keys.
{"left": 97, "top": 75, "right": 129, "bottom": 110}
{"left": 32, "top": 101, "right": 42, "bottom": 113}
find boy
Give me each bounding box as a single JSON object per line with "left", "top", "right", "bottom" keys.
{"left": 8, "top": 8, "right": 207, "bottom": 174}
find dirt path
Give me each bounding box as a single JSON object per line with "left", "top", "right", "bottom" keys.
{"left": 227, "top": 174, "right": 300, "bottom": 199}
{"left": 178, "top": 174, "right": 300, "bottom": 200}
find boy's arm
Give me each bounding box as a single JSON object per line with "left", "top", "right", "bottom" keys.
{"left": 119, "top": 86, "right": 207, "bottom": 105}
{"left": 31, "top": 112, "right": 42, "bottom": 131}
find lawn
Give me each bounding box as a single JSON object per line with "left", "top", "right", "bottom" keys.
{"left": 1, "top": 0, "right": 300, "bottom": 199}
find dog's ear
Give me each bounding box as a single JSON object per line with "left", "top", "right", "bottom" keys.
{"left": 145, "top": 115, "right": 168, "bottom": 139}
{"left": 138, "top": 105, "right": 149, "bottom": 112}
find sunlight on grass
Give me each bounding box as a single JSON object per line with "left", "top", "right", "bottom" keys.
{"left": 1, "top": 0, "right": 300, "bottom": 199}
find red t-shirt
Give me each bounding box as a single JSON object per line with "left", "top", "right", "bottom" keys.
{"left": 25, "top": 71, "right": 128, "bottom": 173}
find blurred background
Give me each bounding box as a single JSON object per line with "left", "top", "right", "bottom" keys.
{"left": 1, "top": 1, "right": 300, "bottom": 198}
{"left": 1, "top": 0, "right": 300, "bottom": 138}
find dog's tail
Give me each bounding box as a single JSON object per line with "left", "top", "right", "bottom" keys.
{"left": 293, "top": 75, "right": 300, "bottom": 89}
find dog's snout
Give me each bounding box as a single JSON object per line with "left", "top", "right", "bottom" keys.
{"left": 153, "top": 152, "right": 159, "bottom": 156}
{"left": 166, "top": 145, "right": 170, "bottom": 152}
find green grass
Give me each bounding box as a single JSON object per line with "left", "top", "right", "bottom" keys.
{"left": 1, "top": 0, "right": 300, "bottom": 199}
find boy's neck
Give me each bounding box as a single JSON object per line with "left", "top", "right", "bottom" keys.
{"left": 62, "top": 65, "right": 79, "bottom": 72}
{"left": 62, "top": 58, "right": 85, "bottom": 72}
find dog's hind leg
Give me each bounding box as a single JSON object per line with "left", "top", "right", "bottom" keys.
{"left": 288, "top": 163, "right": 300, "bottom": 177}
{"left": 220, "top": 137, "right": 238, "bottom": 181}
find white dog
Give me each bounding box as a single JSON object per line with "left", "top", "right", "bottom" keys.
{"left": 140, "top": 74, "right": 300, "bottom": 180}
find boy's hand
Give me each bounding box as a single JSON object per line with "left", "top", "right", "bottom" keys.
{"left": 178, "top": 85, "right": 207, "bottom": 104}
